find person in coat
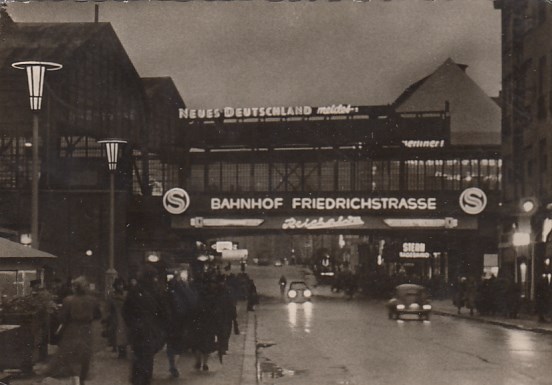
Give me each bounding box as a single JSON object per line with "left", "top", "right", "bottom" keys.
{"left": 246, "top": 278, "right": 259, "bottom": 311}
{"left": 189, "top": 275, "right": 222, "bottom": 371}
{"left": 165, "top": 270, "right": 198, "bottom": 378}
{"left": 123, "top": 265, "right": 169, "bottom": 385}
{"left": 216, "top": 276, "right": 238, "bottom": 356}
{"left": 40, "top": 276, "right": 101, "bottom": 385}
{"left": 106, "top": 277, "right": 129, "bottom": 358}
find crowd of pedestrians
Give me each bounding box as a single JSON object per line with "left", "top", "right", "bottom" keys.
{"left": 27, "top": 262, "right": 257, "bottom": 385}
{"left": 115, "top": 264, "right": 255, "bottom": 385}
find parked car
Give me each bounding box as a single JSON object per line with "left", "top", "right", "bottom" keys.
{"left": 274, "top": 259, "right": 283, "bottom": 267}
{"left": 386, "top": 284, "right": 431, "bottom": 320}
{"left": 287, "top": 281, "right": 313, "bottom": 303}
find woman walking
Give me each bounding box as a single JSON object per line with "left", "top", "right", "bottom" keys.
{"left": 40, "top": 276, "right": 101, "bottom": 385}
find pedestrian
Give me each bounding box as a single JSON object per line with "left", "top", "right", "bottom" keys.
{"left": 279, "top": 275, "right": 287, "bottom": 297}
{"left": 189, "top": 275, "right": 222, "bottom": 371}
{"left": 216, "top": 275, "right": 238, "bottom": 356}
{"left": 29, "top": 279, "right": 57, "bottom": 361}
{"left": 535, "top": 274, "right": 551, "bottom": 323}
{"left": 38, "top": 276, "right": 101, "bottom": 385}
{"left": 166, "top": 269, "right": 198, "bottom": 378}
{"left": 106, "top": 277, "right": 129, "bottom": 358}
{"left": 123, "top": 265, "right": 169, "bottom": 385}
{"left": 465, "top": 276, "right": 477, "bottom": 316}
{"left": 247, "top": 278, "right": 259, "bottom": 311}
{"left": 453, "top": 277, "right": 467, "bottom": 314}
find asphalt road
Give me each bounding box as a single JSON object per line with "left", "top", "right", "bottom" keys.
{"left": 248, "top": 265, "right": 552, "bottom": 385}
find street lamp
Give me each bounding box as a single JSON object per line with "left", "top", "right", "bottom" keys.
{"left": 12, "top": 61, "right": 63, "bottom": 250}
{"left": 98, "top": 139, "right": 127, "bottom": 294}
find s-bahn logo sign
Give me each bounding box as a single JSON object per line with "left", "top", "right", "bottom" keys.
{"left": 459, "top": 187, "right": 487, "bottom": 215}
{"left": 163, "top": 188, "right": 190, "bottom": 214}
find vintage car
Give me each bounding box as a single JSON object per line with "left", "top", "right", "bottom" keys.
{"left": 287, "top": 281, "right": 313, "bottom": 303}
{"left": 386, "top": 284, "right": 431, "bottom": 320}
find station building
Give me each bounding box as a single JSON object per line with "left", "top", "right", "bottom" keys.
{"left": 0, "top": 7, "right": 501, "bottom": 292}
{"left": 170, "top": 59, "right": 502, "bottom": 286}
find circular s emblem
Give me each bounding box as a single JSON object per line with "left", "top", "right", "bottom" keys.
{"left": 459, "top": 187, "right": 487, "bottom": 215}
{"left": 163, "top": 188, "right": 190, "bottom": 214}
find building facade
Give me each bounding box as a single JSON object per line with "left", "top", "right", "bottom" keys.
{"left": 494, "top": 0, "right": 552, "bottom": 300}
{"left": 0, "top": 11, "right": 188, "bottom": 290}
{"left": 170, "top": 99, "right": 501, "bottom": 288}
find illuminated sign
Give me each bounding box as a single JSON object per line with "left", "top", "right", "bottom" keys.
{"left": 190, "top": 218, "right": 264, "bottom": 228}
{"left": 384, "top": 217, "right": 458, "bottom": 228}
{"left": 400, "top": 242, "right": 430, "bottom": 258}
{"left": 459, "top": 187, "right": 487, "bottom": 215}
{"left": 178, "top": 104, "right": 361, "bottom": 120}
{"left": 209, "top": 196, "right": 437, "bottom": 211}
{"left": 401, "top": 140, "right": 445, "bottom": 148}
{"left": 163, "top": 188, "right": 190, "bottom": 214}
{"left": 282, "top": 216, "right": 365, "bottom": 230}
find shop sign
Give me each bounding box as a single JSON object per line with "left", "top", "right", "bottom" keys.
{"left": 401, "top": 140, "right": 445, "bottom": 148}
{"left": 221, "top": 249, "right": 248, "bottom": 261}
{"left": 400, "top": 242, "right": 430, "bottom": 258}
{"left": 282, "top": 216, "right": 364, "bottom": 230}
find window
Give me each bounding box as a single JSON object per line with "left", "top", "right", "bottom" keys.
{"left": 271, "top": 163, "right": 286, "bottom": 192}
{"left": 354, "top": 160, "right": 370, "bottom": 191}
{"left": 320, "top": 161, "right": 334, "bottom": 192}
{"left": 337, "top": 160, "right": 352, "bottom": 191}
{"left": 221, "top": 163, "right": 237, "bottom": 192}
{"left": 207, "top": 162, "right": 221, "bottom": 192}
{"left": 236, "top": 163, "right": 252, "bottom": 192}
{"left": 189, "top": 164, "right": 205, "bottom": 192}
{"left": 253, "top": 163, "right": 269, "bottom": 192}
{"left": 303, "top": 162, "right": 319, "bottom": 192}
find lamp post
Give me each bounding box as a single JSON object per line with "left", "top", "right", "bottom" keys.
{"left": 98, "top": 139, "right": 127, "bottom": 294}
{"left": 12, "top": 61, "right": 62, "bottom": 250}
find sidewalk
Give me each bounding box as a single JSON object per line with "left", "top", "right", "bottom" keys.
{"left": 9, "top": 302, "right": 258, "bottom": 385}
{"left": 431, "top": 299, "right": 552, "bottom": 335}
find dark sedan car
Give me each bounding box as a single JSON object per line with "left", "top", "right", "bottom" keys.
{"left": 287, "top": 281, "right": 313, "bottom": 303}
{"left": 386, "top": 284, "right": 431, "bottom": 320}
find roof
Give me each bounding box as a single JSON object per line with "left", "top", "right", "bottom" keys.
{"left": 142, "top": 77, "right": 186, "bottom": 109}
{"left": 0, "top": 237, "right": 57, "bottom": 259}
{"left": 0, "top": 22, "right": 118, "bottom": 70}
{"left": 393, "top": 58, "right": 501, "bottom": 146}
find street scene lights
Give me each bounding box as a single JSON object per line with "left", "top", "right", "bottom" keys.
{"left": 11, "top": 61, "right": 63, "bottom": 250}
{"left": 98, "top": 139, "right": 127, "bottom": 294}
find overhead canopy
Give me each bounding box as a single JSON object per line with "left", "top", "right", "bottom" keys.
{"left": 0, "top": 237, "right": 57, "bottom": 259}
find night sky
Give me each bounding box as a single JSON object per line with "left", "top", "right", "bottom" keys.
{"left": 8, "top": 0, "right": 501, "bottom": 109}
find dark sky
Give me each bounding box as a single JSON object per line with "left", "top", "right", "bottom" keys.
{"left": 8, "top": 0, "right": 501, "bottom": 109}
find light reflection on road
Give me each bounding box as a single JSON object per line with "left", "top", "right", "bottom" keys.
{"left": 287, "top": 301, "right": 314, "bottom": 333}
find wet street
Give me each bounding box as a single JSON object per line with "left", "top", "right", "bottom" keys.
{"left": 249, "top": 265, "right": 552, "bottom": 385}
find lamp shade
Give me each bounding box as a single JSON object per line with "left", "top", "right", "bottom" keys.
{"left": 12, "top": 61, "right": 62, "bottom": 111}
{"left": 98, "top": 139, "right": 127, "bottom": 171}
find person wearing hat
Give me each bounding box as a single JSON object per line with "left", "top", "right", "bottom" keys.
{"left": 123, "top": 265, "right": 169, "bottom": 385}
{"left": 39, "top": 276, "right": 101, "bottom": 385}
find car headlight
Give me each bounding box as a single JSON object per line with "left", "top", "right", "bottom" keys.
{"left": 288, "top": 290, "right": 297, "bottom": 298}
{"left": 396, "top": 304, "right": 405, "bottom": 310}
{"left": 303, "top": 289, "right": 312, "bottom": 298}
{"left": 423, "top": 304, "right": 432, "bottom": 310}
